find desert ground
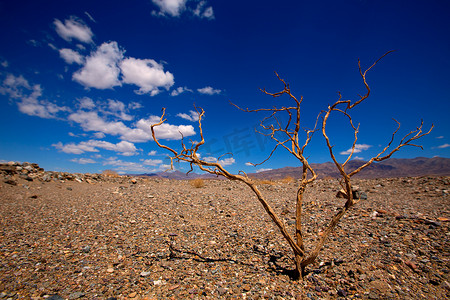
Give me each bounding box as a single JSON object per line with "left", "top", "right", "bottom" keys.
{"left": 0, "top": 163, "right": 449, "bottom": 299}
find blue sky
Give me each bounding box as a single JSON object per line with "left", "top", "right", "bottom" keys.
{"left": 0, "top": 0, "right": 449, "bottom": 174}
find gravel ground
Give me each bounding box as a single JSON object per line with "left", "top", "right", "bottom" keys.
{"left": 0, "top": 175, "right": 449, "bottom": 299}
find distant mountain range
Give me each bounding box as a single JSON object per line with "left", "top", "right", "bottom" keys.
{"left": 139, "top": 157, "right": 450, "bottom": 180}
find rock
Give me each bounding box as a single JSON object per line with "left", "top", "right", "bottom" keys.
{"left": 128, "top": 292, "right": 137, "bottom": 298}
{"left": 404, "top": 261, "right": 419, "bottom": 272}
{"left": 68, "top": 292, "right": 85, "bottom": 299}
{"left": 217, "top": 287, "right": 227, "bottom": 296}
{"left": 140, "top": 271, "right": 151, "bottom": 277}
{"left": 4, "top": 179, "right": 17, "bottom": 185}
{"left": 42, "top": 174, "right": 52, "bottom": 182}
{"left": 47, "top": 296, "right": 64, "bottom": 300}
{"left": 337, "top": 289, "right": 347, "bottom": 297}
{"left": 369, "top": 279, "right": 391, "bottom": 293}
{"left": 82, "top": 246, "right": 91, "bottom": 253}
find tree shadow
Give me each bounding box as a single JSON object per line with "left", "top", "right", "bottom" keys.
{"left": 165, "top": 237, "right": 301, "bottom": 280}
{"left": 252, "top": 244, "right": 300, "bottom": 280}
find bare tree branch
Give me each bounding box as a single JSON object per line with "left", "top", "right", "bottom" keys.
{"left": 151, "top": 51, "right": 432, "bottom": 280}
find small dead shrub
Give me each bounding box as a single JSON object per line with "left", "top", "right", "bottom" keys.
{"left": 190, "top": 178, "right": 205, "bottom": 188}
{"left": 102, "top": 169, "right": 119, "bottom": 177}
{"left": 255, "top": 179, "right": 276, "bottom": 185}
{"left": 281, "top": 176, "right": 295, "bottom": 184}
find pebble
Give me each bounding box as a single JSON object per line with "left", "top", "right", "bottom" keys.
{"left": 68, "top": 292, "right": 85, "bottom": 299}
{"left": 0, "top": 167, "right": 448, "bottom": 299}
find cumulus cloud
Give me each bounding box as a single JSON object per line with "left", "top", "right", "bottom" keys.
{"left": 68, "top": 110, "right": 195, "bottom": 142}
{"left": 77, "top": 97, "right": 96, "bottom": 109}
{"left": 152, "top": 0, "right": 214, "bottom": 19}
{"left": 53, "top": 140, "right": 138, "bottom": 156}
{"left": 438, "top": 143, "right": 450, "bottom": 149}
{"left": 151, "top": 0, "right": 187, "bottom": 17}
{"left": 93, "top": 132, "right": 105, "bottom": 139}
{"left": 120, "top": 57, "right": 174, "bottom": 96}
{"left": 193, "top": 1, "right": 214, "bottom": 19}
{"left": 128, "top": 102, "right": 142, "bottom": 110}
{"left": 121, "top": 116, "right": 196, "bottom": 142}
{"left": 59, "top": 48, "right": 84, "bottom": 65}
{"left": 54, "top": 17, "right": 93, "bottom": 43}
{"left": 148, "top": 150, "right": 157, "bottom": 156}
{"left": 352, "top": 156, "right": 365, "bottom": 161}
{"left": 68, "top": 110, "right": 130, "bottom": 136}
{"left": 176, "top": 110, "right": 199, "bottom": 122}
{"left": 142, "top": 158, "right": 163, "bottom": 166}
{"left": 73, "top": 42, "right": 124, "bottom": 89}
{"left": 220, "top": 157, "right": 236, "bottom": 166}
{"left": 70, "top": 158, "right": 96, "bottom": 164}
{"left": 103, "top": 157, "right": 166, "bottom": 173}
{"left": 105, "top": 99, "right": 133, "bottom": 121}
{"left": 340, "top": 144, "right": 372, "bottom": 155}
{"left": 170, "top": 86, "right": 192, "bottom": 96}
{"left": 0, "top": 74, "right": 70, "bottom": 119}
{"left": 198, "top": 86, "right": 221, "bottom": 95}
{"left": 203, "top": 156, "right": 235, "bottom": 166}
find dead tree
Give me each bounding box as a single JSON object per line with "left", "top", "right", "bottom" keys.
{"left": 151, "top": 51, "right": 433, "bottom": 279}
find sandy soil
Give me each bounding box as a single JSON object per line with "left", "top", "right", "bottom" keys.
{"left": 0, "top": 174, "right": 449, "bottom": 299}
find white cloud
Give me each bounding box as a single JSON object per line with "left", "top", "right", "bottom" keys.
{"left": 1, "top": 60, "right": 8, "bottom": 68}
{"left": 93, "top": 132, "right": 105, "bottom": 139}
{"left": 53, "top": 140, "right": 138, "bottom": 156}
{"left": 245, "top": 162, "right": 253, "bottom": 166}
{"left": 202, "top": 156, "right": 235, "bottom": 166}
{"left": 54, "top": 17, "right": 93, "bottom": 43}
{"left": 220, "top": 157, "right": 235, "bottom": 166}
{"left": 0, "top": 74, "right": 70, "bottom": 119}
{"left": 340, "top": 144, "right": 372, "bottom": 155}
{"left": 256, "top": 168, "right": 272, "bottom": 173}
{"left": 170, "top": 86, "right": 192, "bottom": 96}
{"left": 70, "top": 158, "right": 96, "bottom": 164}
{"left": 103, "top": 157, "right": 164, "bottom": 173}
{"left": 69, "top": 110, "right": 195, "bottom": 142}
{"left": 106, "top": 99, "right": 133, "bottom": 121}
{"left": 53, "top": 141, "right": 98, "bottom": 154}
{"left": 77, "top": 97, "right": 96, "bottom": 109}
{"left": 151, "top": 0, "right": 187, "bottom": 17}
{"left": 73, "top": 42, "right": 123, "bottom": 89}
{"left": 438, "top": 143, "right": 450, "bottom": 149}
{"left": 436, "top": 136, "right": 444, "bottom": 139}
{"left": 193, "top": 1, "right": 214, "bottom": 19}
{"left": 143, "top": 158, "right": 163, "bottom": 166}
{"left": 352, "top": 156, "right": 365, "bottom": 161}
{"left": 176, "top": 110, "right": 200, "bottom": 122}
{"left": 152, "top": 0, "right": 214, "bottom": 19}
{"left": 84, "top": 11, "right": 96, "bottom": 23}
{"left": 68, "top": 110, "right": 130, "bottom": 136}
{"left": 120, "top": 57, "right": 174, "bottom": 96}
{"left": 198, "top": 86, "right": 221, "bottom": 95}
{"left": 128, "top": 102, "right": 142, "bottom": 110}
{"left": 148, "top": 150, "right": 157, "bottom": 156}
{"left": 59, "top": 48, "right": 84, "bottom": 65}
{"left": 122, "top": 116, "right": 196, "bottom": 142}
